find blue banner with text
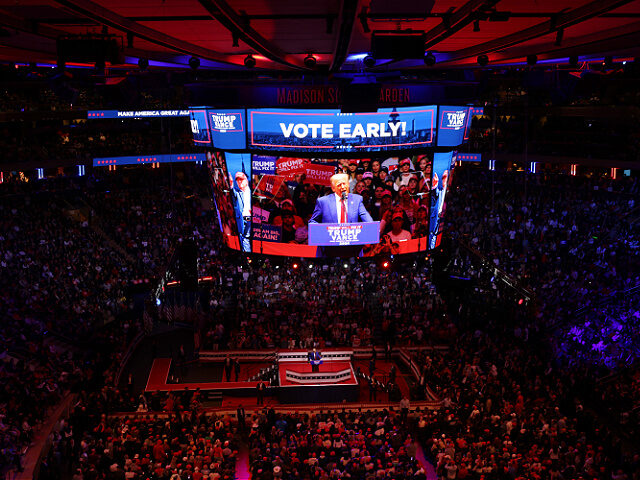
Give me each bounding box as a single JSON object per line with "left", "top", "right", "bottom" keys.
{"left": 308, "top": 221, "right": 381, "bottom": 246}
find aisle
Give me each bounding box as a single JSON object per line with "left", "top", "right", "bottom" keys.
{"left": 235, "top": 443, "right": 251, "bottom": 480}
{"left": 415, "top": 442, "right": 438, "bottom": 480}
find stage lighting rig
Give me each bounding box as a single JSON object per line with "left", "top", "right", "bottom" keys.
{"left": 189, "top": 57, "right": 200, "bottom": 70}
{"left": 304, "top": 54, "right": 317, "bottom": 69}
{"left": 244, "top": 54, "right": 256, "bottom": 68}
{"left": 424, "top": 52, "right": 436, "bottom": 66}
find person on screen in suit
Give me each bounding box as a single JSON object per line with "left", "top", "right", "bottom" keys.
{"left": 308, "top": 347, "right": 322, "bottom": 373}
{"left": 231, "top": 171, "right": 251, "bottom": 252}
{"left": 429, "top": 169, "right": 449, "bottom": 249}
{"left": 309, "top": 174, "right": 373, "bottom": 224}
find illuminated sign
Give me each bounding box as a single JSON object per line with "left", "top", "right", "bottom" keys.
{"left": 248, "top": 107, "right": 435, "bottom": 152}
{"left": 87, "top": 109, "right": 190, "bottom": 119}
{"left": 93, "top": 153, "right": 205, "bottom": 167}
{"left": 437, "top": 106, "right": 469, "bottom": 147}
{"left": 189, "top": 105, "right": 473, "bottom": 153}
{"left": 208, "top": 110, "right": 247, "bottom": 150}
{"left": 190, "top": 109, "right": 211, "bottom": 145}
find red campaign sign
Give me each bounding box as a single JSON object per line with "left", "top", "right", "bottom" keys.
{"left": 255, "top": 174, "right": 285, "bottom": 196}
{"left": 276, "top": 157, "right": 308, "bottom": 179}
{"left": 304, "top": 163, "right": 335, "bottom": 186}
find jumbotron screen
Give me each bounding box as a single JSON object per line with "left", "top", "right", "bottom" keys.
{"left": 207, "top": 150, "right": 456, "bottom": 257}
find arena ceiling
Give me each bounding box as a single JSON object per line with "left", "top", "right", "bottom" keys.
{"left": 0, "top": 0, "right": 639, "bottom": 73}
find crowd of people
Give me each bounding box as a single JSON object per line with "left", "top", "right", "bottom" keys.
{"left": 40, "top": 389, "right": 239, "bottom": 480}
{"left": 2, "top": 154, "right": 640, "bottom": 480}
{"left": 248, "top": 408, "right": 425, "bottom": 480}
{"left": 0, "top": 66, "right": 185, "bottom": 113}
{"left": 246, "top": 156, "right": 436, "bottom": 252}
{"left": 0, "top": 119, "right": 195, "bottom": 167}
{"left": 83, "top": 167, "right": 216, "bottom": 278}
{"left": 196, "top": 258, "right": 451, "bottom": 352}
{"left": 445, "top": 167, "right": 640, "bottom": 364}
{"left": 0, "top": 177, "right": 147, "bottom": 474}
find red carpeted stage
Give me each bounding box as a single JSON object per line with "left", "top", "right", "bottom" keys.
{"left": 277, "top": 360, "right": 359, "bottom": 404}
{"left": 279, "top": 361, "right": 355, "bottom": 385}
{"left": 145, "top": 350, "right": 359, "bottom": 404}
{"left": 145, "top": 358, "right": 262, "bottom": 395}
{"left": 144, "top": 346, "right": 441, "bottom": 406}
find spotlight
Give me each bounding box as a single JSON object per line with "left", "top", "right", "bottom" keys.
{"left": 526, "top": 54, "right": 537, "bottom": 66}
{"left": 293, "top": 263, "right": 299, "bottom": 269}
{"left": 382, "top": 261, "right": 390, "bottom": 269}
{"left": 424, "top": 52, "right": 436, "bottom": 66}
{"left": 138, "top": 58, "right": 149, "bottom": 71}
{"left": 244, "top": 54, "right": 256, "bottom": 68}
{"left": 477, "top": 54, "right": 489, "bottom": 67}
{"left": 569, "top": 55, "right": 579, "bottom": 67}
{"left": 363, "top": 55, "right": 376, "bottom": 68}
{"left": 188, "top": 56, "right": 200, "bottom": 70}
{"left": 304, "top": 54, "right": 317, "bottom": 68}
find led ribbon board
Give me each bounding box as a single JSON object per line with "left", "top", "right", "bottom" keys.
{"left": 93, "top": 153, "right": 206, "bottom": 166}
{"left": 88, "top": 109, "right": 190, "bottom": 119}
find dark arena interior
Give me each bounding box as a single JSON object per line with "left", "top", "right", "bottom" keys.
{"left": 3, "top": 0, "right": 640, "bottom": 479}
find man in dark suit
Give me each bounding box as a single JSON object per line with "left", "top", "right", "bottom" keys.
{"left": 231, "top": 171, "right": 252, "bottom": 252}
{"left": 224, "top": 355, "right": 233, "bottom": 382}
{"left": 237, "top": 404, "right": 246, "bottom": 432}
{"left": 234, "top": 358, "right": 241, "bottom": 381}
{"left": 309, "top": 173, "right": 374, "bottom": 257}
{"left": 308, "top": 348, "right": 322, "bottom": 373}
{"left": 309, "top": 173, "right": 373, "bottom": 224}
{"left": 256, "top": 380, "right": 267, "bottom": 405}
{"left": 429, "top": 169, "right": 449, "bottom": 249}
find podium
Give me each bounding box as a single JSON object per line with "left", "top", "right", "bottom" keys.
{"left": 308, "top": 221, "right": 380, "bottom": 246}
{"left": 277, "top": 350, "right": 358, "bottom": 404}
{"left": 309, "top": 358, "right": 322, "bottom": 373}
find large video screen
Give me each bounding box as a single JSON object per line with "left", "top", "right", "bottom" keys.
{"left": 428, "top": 151, "right": 456, "bottom": 249}
{"left": 209, "top": 151, "right": 446, "bottom": 257}
{"left": 206, "top": 151, "right": 239, "bottom": 249}
{"left": 206, "top": 151, "right": 253, "bottom": 252}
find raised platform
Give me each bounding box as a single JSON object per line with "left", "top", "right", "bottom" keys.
{"left": 145, "top": 358, "right": 264, "bottom": 396}
{"left": 277, "top": 360, "right": 358, "bottom": 404}
{"left": 280, "top": 361, "right": 355, "bottom": 385}
{"left": 144, "top": 346, "right": 446, "bottom": 406}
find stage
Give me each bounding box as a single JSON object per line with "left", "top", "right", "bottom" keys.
{"left": 143, "top": 346, "right": 443, "bottom": 406}
{"left": 145, "top": 358, "right": 263, "bottom": 398}
{"left": 277, "top": 360, "right": 359, "bottom": 404}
